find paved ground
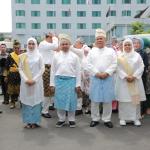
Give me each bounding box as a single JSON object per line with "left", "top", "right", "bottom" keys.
{"left": 0, "top": 98, "right": 150, "bottom": 150}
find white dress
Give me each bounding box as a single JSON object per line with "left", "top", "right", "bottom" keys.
{"left": 116, "top": 52, "right": 146, "bottom": 121}
{"left": 19, "top": 53, "right": 45, "bottom": 107}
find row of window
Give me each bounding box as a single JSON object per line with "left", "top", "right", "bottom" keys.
{"left": 15, "top": 0, "right": 147, "bottom": 4}
{"left": 16, "top": 10, "right": 137, "bottom": 17}
{"left": 16, "top": 23, "right": 101, "bottom": 29}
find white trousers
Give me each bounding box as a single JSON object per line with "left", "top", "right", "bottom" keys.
{"left": 57, "top": 110, "right": 75, "bottom": 122}
{"left": 42, "top": 97, "right": 54, "bottom": 114}
{"left": 77, "top": 98, "right": 83, "bottom": 110}
{"left": 91, "top": 101, "right": 112, "bottom": 122}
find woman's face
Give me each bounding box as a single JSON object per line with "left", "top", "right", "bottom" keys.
{"left": 133, "top": 40, "right": 141, "bottom": 50}
{"left": 28, "top": 40, "right": 35, "bottom": 51}
{"left": 124, "top": 42, "right": 132, "bottom": 53}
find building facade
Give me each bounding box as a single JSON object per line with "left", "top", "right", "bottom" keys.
{"left": 12, "top": 0, "right": 150, "bottom": 47}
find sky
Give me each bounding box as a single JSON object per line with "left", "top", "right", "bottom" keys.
{"left": 0, "top": 0, "right": 12, "bottom": 33}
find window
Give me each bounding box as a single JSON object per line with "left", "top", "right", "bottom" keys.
{"left": 16, "top": 23, "right": 26, "bottom": 29}
{"left": 62, "top": 11, "right": 71, "bottom": 17}
{"left": 92, "top": 23, "right": 101, "bottom": 29}
{"left": 16, "top": 0, "right": 25, "bottom": 3}
{"left": 92, "top": 11, "right": 101, "bottom": 17}
{"left": 77, "top": 11, "right": 86, "bottom": 17}
{"left": 47, "top": 23, "right": 56, "bottom": 29}
{"left": 32, "top": 23, "right": 41, "bottom": 29}
{"left": 31, "top": 0, "right": 40, "bottom": 4}
{"left": 107, "top": 0, "right": 116, "bottom": 4}
{"left": 47, "top": 11, "right": 56, "bottom": 17}
{"left": 62, "top": 23, "right": 71, "bottom": 29}
{"left": 62, "top": 0, "right": 71, "bottom": 4}
{"left": 47, "top": 0, "right": 55, "bottom": 4}
{"left": 77, "top": 23, "right": 86, "bottom": 29}
{"left": 16, "top": 10, "right": 25, "bottom": 16}
{"left": 31, "top": 11, "right": 40, "bottom": 17}
{"left": 77, "top": 0, "right": 86, "bottom": 4}
{"left": 137, "top": 0, "right": 146, "bottom": 4}
{"left": 92, "top": 0, "right": 101, "bottom": 4}
{"left": 108, "top": 10, "right": 116, "bottom": 16}
{"left": 122, "top": 0, "right": 131, "bottom": 4}
{"left": 122, "top": 10, "right": 131, "bottom": 16}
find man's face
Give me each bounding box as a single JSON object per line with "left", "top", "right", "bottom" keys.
{"left": 74, "top": 41, "right": 83, "bottom": 49}
{"left": 60, "top": 41, "right": 70, "bottom": 52}
{"left": 1, "top": 45, "right": 7, "bottom": 53}
{"left": 95, "top": 36, "right": 106, "bottom": 48}
{"left": 46, "top": 33, "right": 53, "bottom": 42}
{"left": 13, "top": 45, "right": 20, "bottom": 55}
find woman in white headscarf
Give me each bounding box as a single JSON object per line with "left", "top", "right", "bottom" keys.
{"left": 116, "top": 38, "right": 146, "bottom": 126}
{"left": 19, "top": 37, "right": 45, "bottom": 129}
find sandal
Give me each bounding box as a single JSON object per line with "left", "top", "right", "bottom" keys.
{"left": 24, "top": 124, "right": 31, "bottom": 129}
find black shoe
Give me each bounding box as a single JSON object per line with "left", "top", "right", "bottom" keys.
{"left": 2, "top": 101, "right": 9, "bottom": 105}
{"left": 75, "top": 110, "right": 83, "bottom": 116}
{"left": 69, "top": 121, "right": 76, "bottom": 128}
{"left": 56, "top": 121, "right": 65, "bottom": 128}
{"left": 49, "top": 105, "right": 55, "bottom": 111}
{"left": 42, "top": 113, "right": 52, "bottom": 118}
{"left": 90, "top": 121, "right": 99, "bottom": 127}
{"left": 104, "top": 122, "right": 113, "bottom": 128}
{"left": 85, "top": 110, "right": 91, "bottom": 114}
{"left": 0, "top": 110, "right": 2, "bottom": 114}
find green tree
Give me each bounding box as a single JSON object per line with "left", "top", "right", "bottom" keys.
{"left": 130, "top": 21, "right": 150, "bottom": 34}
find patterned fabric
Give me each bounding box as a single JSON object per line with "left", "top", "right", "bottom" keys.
{"left": 6, "top": 54, "right": 20, "bottom": 95}
{"left": 43, "top": 65, "right": 52, "bottom": 97}
{"left": 89, "top": 76, "right": 115, "bottom": 103}
{"left": 54, "top": 76, "right": 77, "bottom": 111}
{"left": 21, "top": 103, "right": 42, "bottom": 125}
{"left": 81, "top": 70, "right": 90, "bottom": 95}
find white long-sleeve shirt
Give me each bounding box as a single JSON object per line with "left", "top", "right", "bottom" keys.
{"left": 86, "top": 47, "right": 117, "bottom": 76}
{"left": 38, "top": 39, "right": 58, "bottom": 65}
{"left": 50, "top": 50, "right": 81, "bottom": 87}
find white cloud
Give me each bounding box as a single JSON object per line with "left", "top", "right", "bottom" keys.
{"left": 0, "top": 0, "right": 12, "bottom": 32}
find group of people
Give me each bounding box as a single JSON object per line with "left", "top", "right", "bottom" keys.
{"left": 0, "top": 28, "right": 150, "bottom": 129}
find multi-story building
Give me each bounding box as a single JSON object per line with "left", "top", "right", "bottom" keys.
{"left": 12, "top": 0, "right": 150, "bottom": 47}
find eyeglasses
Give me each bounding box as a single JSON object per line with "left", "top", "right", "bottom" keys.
{"left": 14, "top": 47, "right": 20, "bottom": 49}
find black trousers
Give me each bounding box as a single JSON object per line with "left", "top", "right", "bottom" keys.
{"left": 0, "top": 76, "right": 9, "bottom": 102}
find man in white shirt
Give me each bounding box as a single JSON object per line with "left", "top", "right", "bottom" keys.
{"left": 39, "top": 33, "right": 58, "bottom": 118}
{"left": 86, "top": 29, "right": 117, "bottom": 128}
{"left": 50, "top": 34, "right": 81, "bottom": 128}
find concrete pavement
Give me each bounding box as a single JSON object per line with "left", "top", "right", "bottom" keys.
{"left": 0, "top": 99, "right": 150, "bottom": 150}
